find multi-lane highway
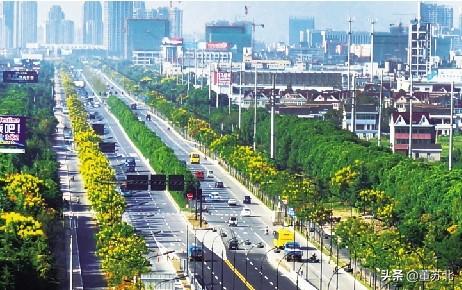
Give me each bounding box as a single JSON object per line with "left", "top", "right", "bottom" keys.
{"left": 81, "top": 67, "right": 367, "bottom": 290}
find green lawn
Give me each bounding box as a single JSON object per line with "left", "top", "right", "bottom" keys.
{"left": 437, "top": 133, "right": 462, "bottom": 168}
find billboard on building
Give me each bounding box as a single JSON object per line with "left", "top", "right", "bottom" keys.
{"left": 0, "top": 116, "right": 26, "bottom": 153}
{"left": 206, "top": 42, "right": 229, "bottom": 51}
{"left": 213, "top": 71, "right": 231, "bottom": 86}
{"left": 3, "top": 70, "right": 39, "bottom": 83}
{"left": 162, "top": 37, "right": 183, "bottom": 46}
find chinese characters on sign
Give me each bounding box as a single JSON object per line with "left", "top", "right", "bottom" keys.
{"left": 381, "top": 269, "right": 454, "bottom": 283}
{"left": 213, "top": 71, "right": 231, "bottom": 86}
{"left": 3, "top": 70, "right": 39, "bottom": 83}
{"left": 0, "top": 116, "right": 26, "bottom": 153}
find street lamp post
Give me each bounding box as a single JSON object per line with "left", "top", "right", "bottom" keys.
{"left": 253, "top": 65, "right": 257, "bottom": 150}
{"left": 245, "top": 245, "right": 257, "bottom": 282}
{"left": 276, "top": 253, "right": 291, "bottom": 289}
{"left": 296, "top": 263, "right": 305, "bottom": 290}
{"left": 210, "top": 234, "right": 221, "bottom": 289}
{"left": 201, "top": 228, "right": 215, "bottom": 285}
{"left": 259, "top": 247, "right": 277, "bottom": 289}
{"left": 327, "top": 266, "right": 340, "bottom": 290}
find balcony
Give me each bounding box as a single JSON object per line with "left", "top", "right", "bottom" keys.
{"left": 395, "top": 133, "right": 432, "bottom": 140}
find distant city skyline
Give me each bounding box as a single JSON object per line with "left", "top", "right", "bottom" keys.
{"left": 34, "top": 1, "right": 462, "bottom": 43}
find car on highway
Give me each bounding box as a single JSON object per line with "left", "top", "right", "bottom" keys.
{"left": 194, "top": 170, "right": 205, "bottom": 181}
{"left": 189, "top": 152, "right": 201, "bottom": 164}
{"left": 209, "top": 192, "right": 220, "bottom": 201}
{"left": 214, "top": 181, "right": 224, "bottom": 188}
{"left": 228, "top": 238, "right": 239, "bottom": 250}
{"left": 228, "top": 216, "right": 238, "bottom": 227}
{"left": 207, "top": 170, "right": 214, "bottom": 178}
{"left": 124, "top": 157, "right": 136, "bottom": 173}
{"left": 240, "top": 207, "right": 251, "bottom": 217}
{"left": 227, "top": 198, "right": 238, "bottom": 206}
{"left": 188, "top": 245, "right": 203, "bottom": 261}
{"left": 284, "top": 242, "right": 303, "bottom": 262}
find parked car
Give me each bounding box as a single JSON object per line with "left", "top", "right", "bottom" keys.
{"left": 240, "top": 207, "right": 251, "bottom": 217}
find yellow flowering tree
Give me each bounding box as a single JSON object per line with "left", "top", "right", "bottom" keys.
{"left": 3, "top": 173, "right": 46, "bottom": 213}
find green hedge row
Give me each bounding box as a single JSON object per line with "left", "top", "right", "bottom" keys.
{"left": 108, "top": 96, "right": 194, "bottom": 208}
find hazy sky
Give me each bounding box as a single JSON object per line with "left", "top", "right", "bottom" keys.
{"left": 37, "top": 1, "right": 462, "bottom": 43}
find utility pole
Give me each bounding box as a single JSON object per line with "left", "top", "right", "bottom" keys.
{"left": 347, "top": 17, "right": 353, "bottom": 95}
{"left": 253, "top": 65, "right": 257, "bottom": 151}
{"left": 208, "top": 63, "right": 212, "bottom": 116}
{"left": 69, "top": 217, "right": 73, "bottom": 290}
{"left": 408, "top": 74, "right": 413, "bottom": 158}
{"left": 194, "top": 43, "right": 198, "bottom": 87}
{"left": 352, "top": 73, "right": 356, "bottom": 134}
{"left": 377, "top": 71, "right": 383, "bottom": 146}
{"left": 238, "top": 67, "right": 243, "bottom": 129}
{"left": 228, "top": 62, "right": 232, "bottom": 115}
{"left": 449, "top": 81, "right": 454, "bottom": 170}
{"left": 216, "top": 65, "right": 220, "bottom": 108}
{"left": 270, "top": 74, "right": 276, "bottom": 159}
{"left": 370, "top": 18, "right": 376, "bottom": 82}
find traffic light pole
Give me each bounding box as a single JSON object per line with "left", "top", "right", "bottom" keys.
{"left": 200, "top": 192, "right": 203, "bottom": 227}
{"left": 195, "top": 186, "right": 198, "bottom": 220}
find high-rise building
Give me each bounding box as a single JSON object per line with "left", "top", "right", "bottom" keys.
{"left": 373, "top": 23, "right": 409, "bottom": 63}
{"left": 105, "top": 1, "right": 133, "bottom": 57}
{"left": 420, "top": 2, "right": 453, "bottom": 33}
{"left": 169, "top": 7, "right": 182, "bottom": 38}
{"left": 124, "top": 18, "right": 169, "bottom": 59}
{"left": 62, "top": 20, "right": 75, "bottom": 44}
{"left": 1, "top": 1, "right": 38, "bottom": 48}
{"left": 3, "top": 2, "right": 15, "bottom": 48}
{"left": 409, "top": 19, "right": 432, "bottom": 77}
{"left": 205, "top": 22, "right": 252, "bottom": 61}
{"left": 83, "top": 1, "right": 103, "bottom": 45}
{"left": 20, "top": 1, "right": 37, "bottom": 47}
{"left": 373, "top": 23, "right": 408, "bottom": 64}
{"left": 459, "top": 13, "right": 462, "bottom": 35}
{"left": 289, "top": 17, "right": 315, "bottom": 46}
{"left": 133, "top": 1, "right": 146, "bottom": 18}
{"left": 46, "top": 5, "right": 74, "bottom": 44}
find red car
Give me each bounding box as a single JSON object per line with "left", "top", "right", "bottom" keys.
{"left": 194, "top": 171, "right": 204, "bottom": 181}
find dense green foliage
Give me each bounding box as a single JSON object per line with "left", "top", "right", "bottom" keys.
{"left": 0, "top": 62, "right": 62, "bottom": 289}
{"left": 62, "top": 71, "right": 148, "bottom": 287}
{"left": 101, "top": 62, "right": 462, "bottom": 288}
{"left": 108, "top": 96, "right": 194, "bottom": 208}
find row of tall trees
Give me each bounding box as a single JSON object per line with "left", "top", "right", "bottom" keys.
{"left": 101, "top": 63, "right": 462, "bottom": 288}
{"left": 107, "top": 96, "right": 195, "bottom": 207}
{"left": 61, "top": 71, "right": 149, "bottom": 288}
{"left": 0, "top": 62, "right": 63, "bottom": 289}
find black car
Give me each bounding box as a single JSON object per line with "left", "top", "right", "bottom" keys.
{"left": 215, "top": 181, "right": 224, "bottom": 188}
{"left": 243, "top": 195, "right": 251, "bottom": 204}
{"left": 228, "top": 238, "right": 239, "bottom": 250}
